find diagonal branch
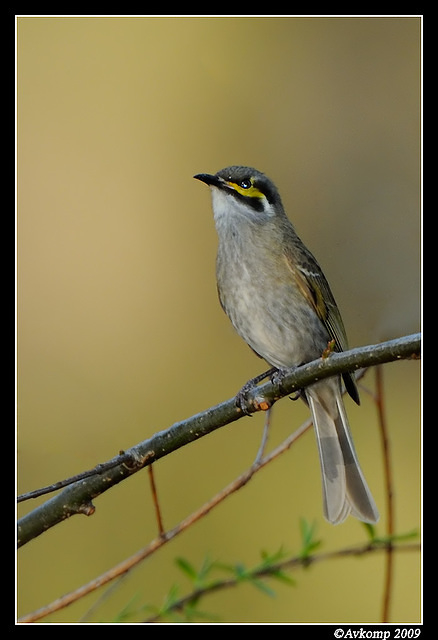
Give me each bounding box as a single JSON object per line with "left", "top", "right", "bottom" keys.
{"left": 17, "top": 333, "right": 420, "bottom": 548}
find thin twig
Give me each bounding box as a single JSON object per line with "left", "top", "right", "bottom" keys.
{"left": 375, "top": 365, "right": 394, "bottom": 623}
{"left": 148, "top": 465, "right": 165, "bottom": 537}
{"left": 17, "top": 451, "right": 149, "bottom": 503}
{"left": 254, "top": 407, "right": 273, "bottom": 465}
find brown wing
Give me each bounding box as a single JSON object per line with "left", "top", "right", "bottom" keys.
{"left": 284, "top": 243, "right": 360, "bottom": 405}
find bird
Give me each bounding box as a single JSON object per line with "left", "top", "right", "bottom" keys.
{"left": 194, "top": 165, "right": 379, "bottom": 525}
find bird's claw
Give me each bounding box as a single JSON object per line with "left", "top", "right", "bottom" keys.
{"left": 235, "top": 367, "right": 277, "bottom": 415}
{"left": 270, "top": 367, "right": 302, "bottom": 401}
{"left": 235, "top": 381, "right": 256, "bottom": 415}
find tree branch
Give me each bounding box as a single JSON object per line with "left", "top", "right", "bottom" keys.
{"left": 17, "top": 333, "right": 420, "bottom": 548}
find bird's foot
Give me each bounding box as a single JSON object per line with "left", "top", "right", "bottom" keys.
{"left": 235, "top": 367, "right": 276, "bottom": 415}
{"left": 270, "top": 367, "right": 303, "bottom": 401}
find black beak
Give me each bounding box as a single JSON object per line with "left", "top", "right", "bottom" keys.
{"left": 193, "top": 173, "right": 222, "bottom": 187}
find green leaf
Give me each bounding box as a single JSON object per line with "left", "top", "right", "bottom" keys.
{"left": 160, "top": 582, "right": 180, "bottom": 613}
{"left": 269, "top": 568, "right": 296, "bottom": 586}
{"left": 259, "top": 546, "right": 288, "bottom": 566}
{"left": 362, "top": 522, "right": 377, "bottom": 541}
{"left": 197, "top": 553, "right": 216, "bottom": 582}
{"left": 233, "top": 562, "right": 249, "bottom": 580}
{"left": 251, "top": 578, "right": 277, "bottom": 598}
{"left": 369, "top": 528, "right": 419, "bottom": 546}
{"left": 175, "top": 557, "right": 198, "bottom": 581}
{"left": 298, "top": 518, "right": 321, "bottom": 559}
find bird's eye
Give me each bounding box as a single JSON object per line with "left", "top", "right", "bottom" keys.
{"left": 240, "top": 178, "right": 252, "bottom": 189}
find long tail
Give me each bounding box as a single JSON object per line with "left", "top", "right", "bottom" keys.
{"left": 306, "top": 378, "right": 379, "bottom": 525}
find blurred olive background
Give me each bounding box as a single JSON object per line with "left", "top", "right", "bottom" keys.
{"left": 17, "top": 16, "right": 421, "bottom": 623}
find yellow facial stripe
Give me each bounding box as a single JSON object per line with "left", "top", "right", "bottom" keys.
{"left": 226, "top": 180, "right": 265, "bottom": 199}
